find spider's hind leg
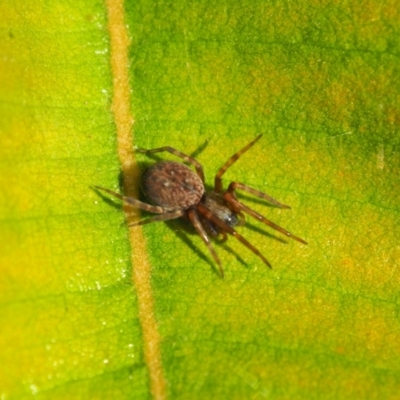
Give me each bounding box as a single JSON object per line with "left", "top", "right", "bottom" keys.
{"left": 93, "top": 186, "right": 166, "bottom": 214}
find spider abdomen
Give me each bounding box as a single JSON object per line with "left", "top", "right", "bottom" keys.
{"left": 141, "top": 161, "right": 204, "bottom": 210}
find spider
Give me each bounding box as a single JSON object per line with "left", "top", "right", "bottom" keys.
{"left": 95, "top": 135, "right": 307, "bottom": 277}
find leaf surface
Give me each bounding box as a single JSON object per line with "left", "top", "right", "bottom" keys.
{"left": 1, "top": 1, "right": 400, "bottom": 399}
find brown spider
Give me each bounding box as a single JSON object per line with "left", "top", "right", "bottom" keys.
{"left": 95, "top": 135, "right": 307, "bottom": 277}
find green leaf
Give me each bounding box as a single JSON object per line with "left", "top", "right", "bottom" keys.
{"left": 1, "top": 1, "right": 400, "bottom": 399}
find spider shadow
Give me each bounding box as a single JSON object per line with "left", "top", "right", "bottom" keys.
{"left": 189, "top": 138, "right": 210, "bottom": 159}
{"left": 243, "top": 221, "right": 289, "bottom": 245}
{"left": 92, "top": 185, "right": 123, "bottom": 212}
{"left": 162, "top": 217, "right": 251, "bottom": 275}
{"left": 235, "top": 192, "right": 290, "bottom": 209}
{"left": 136, "top": 138, "right": 210, "bottom": 164}
{"left": 91, "top": 161, "right": 151, "bottom": 213}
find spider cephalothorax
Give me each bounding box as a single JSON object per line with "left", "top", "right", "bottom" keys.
{"left": 95, "top": 135, "right": 307, "bottom": 277}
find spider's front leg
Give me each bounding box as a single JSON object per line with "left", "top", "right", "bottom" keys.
{"left": 227, "top": 182, "right": 291, "bottom": 208}
{"left": 223, "top": 182, "right": 308, "bottom": 245}
{"left": 196, "top": 203, "right": 272, "bottom": 269}
{"left": 214, "top": 135, "right": 262, "bottom": 193}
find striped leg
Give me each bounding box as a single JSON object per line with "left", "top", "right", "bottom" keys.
{"left": 187, "top": 208, "right": 224, "bottom": 278}
{"left": 94, "top": 186, "right": 168, "bottom": 214}
{"left": 214, "top": 135, "right": 262, "bottom": 193}
{"left": 223, "top": 192, "right": 307, "bottom": 245}
{"left": 227, "top": 182, "right": 291, "bottom": 209}
{"left": 196, "top": 203, "right": 272, "bottom": 269}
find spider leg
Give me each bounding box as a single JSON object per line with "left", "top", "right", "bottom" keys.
{"left": 187, "top": 208, "right": 224, "bottom": 278}
{"left": 93, "top": 186, "right": 168, "bottom": 214}
{"left": 224, "top": 192, "right": 308, "bottom": 245}
{"left": 214, "top": 134, "right": 262, "bottom": 193}
{"left": 227, "top": 182, "right": 291, "bottom": 209}
{"left": 128, "top": 210, "right": 185, "bottom": 227}
{"left": 197, "top": 203, "right": 272, "bottom": 269}
{"left": 137, "top": 146, "right": 205, "bottom": 183}
{"left": 199, "top": 214, "right": 230, "bottom": 242}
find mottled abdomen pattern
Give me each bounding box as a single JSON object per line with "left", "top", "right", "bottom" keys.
{"left": 141, "top": 161, "right": 204, "bottom": 210}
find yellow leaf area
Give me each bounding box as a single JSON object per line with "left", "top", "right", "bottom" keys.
{"left": 0, "top": 1, "right": 148, "bottom": 399}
